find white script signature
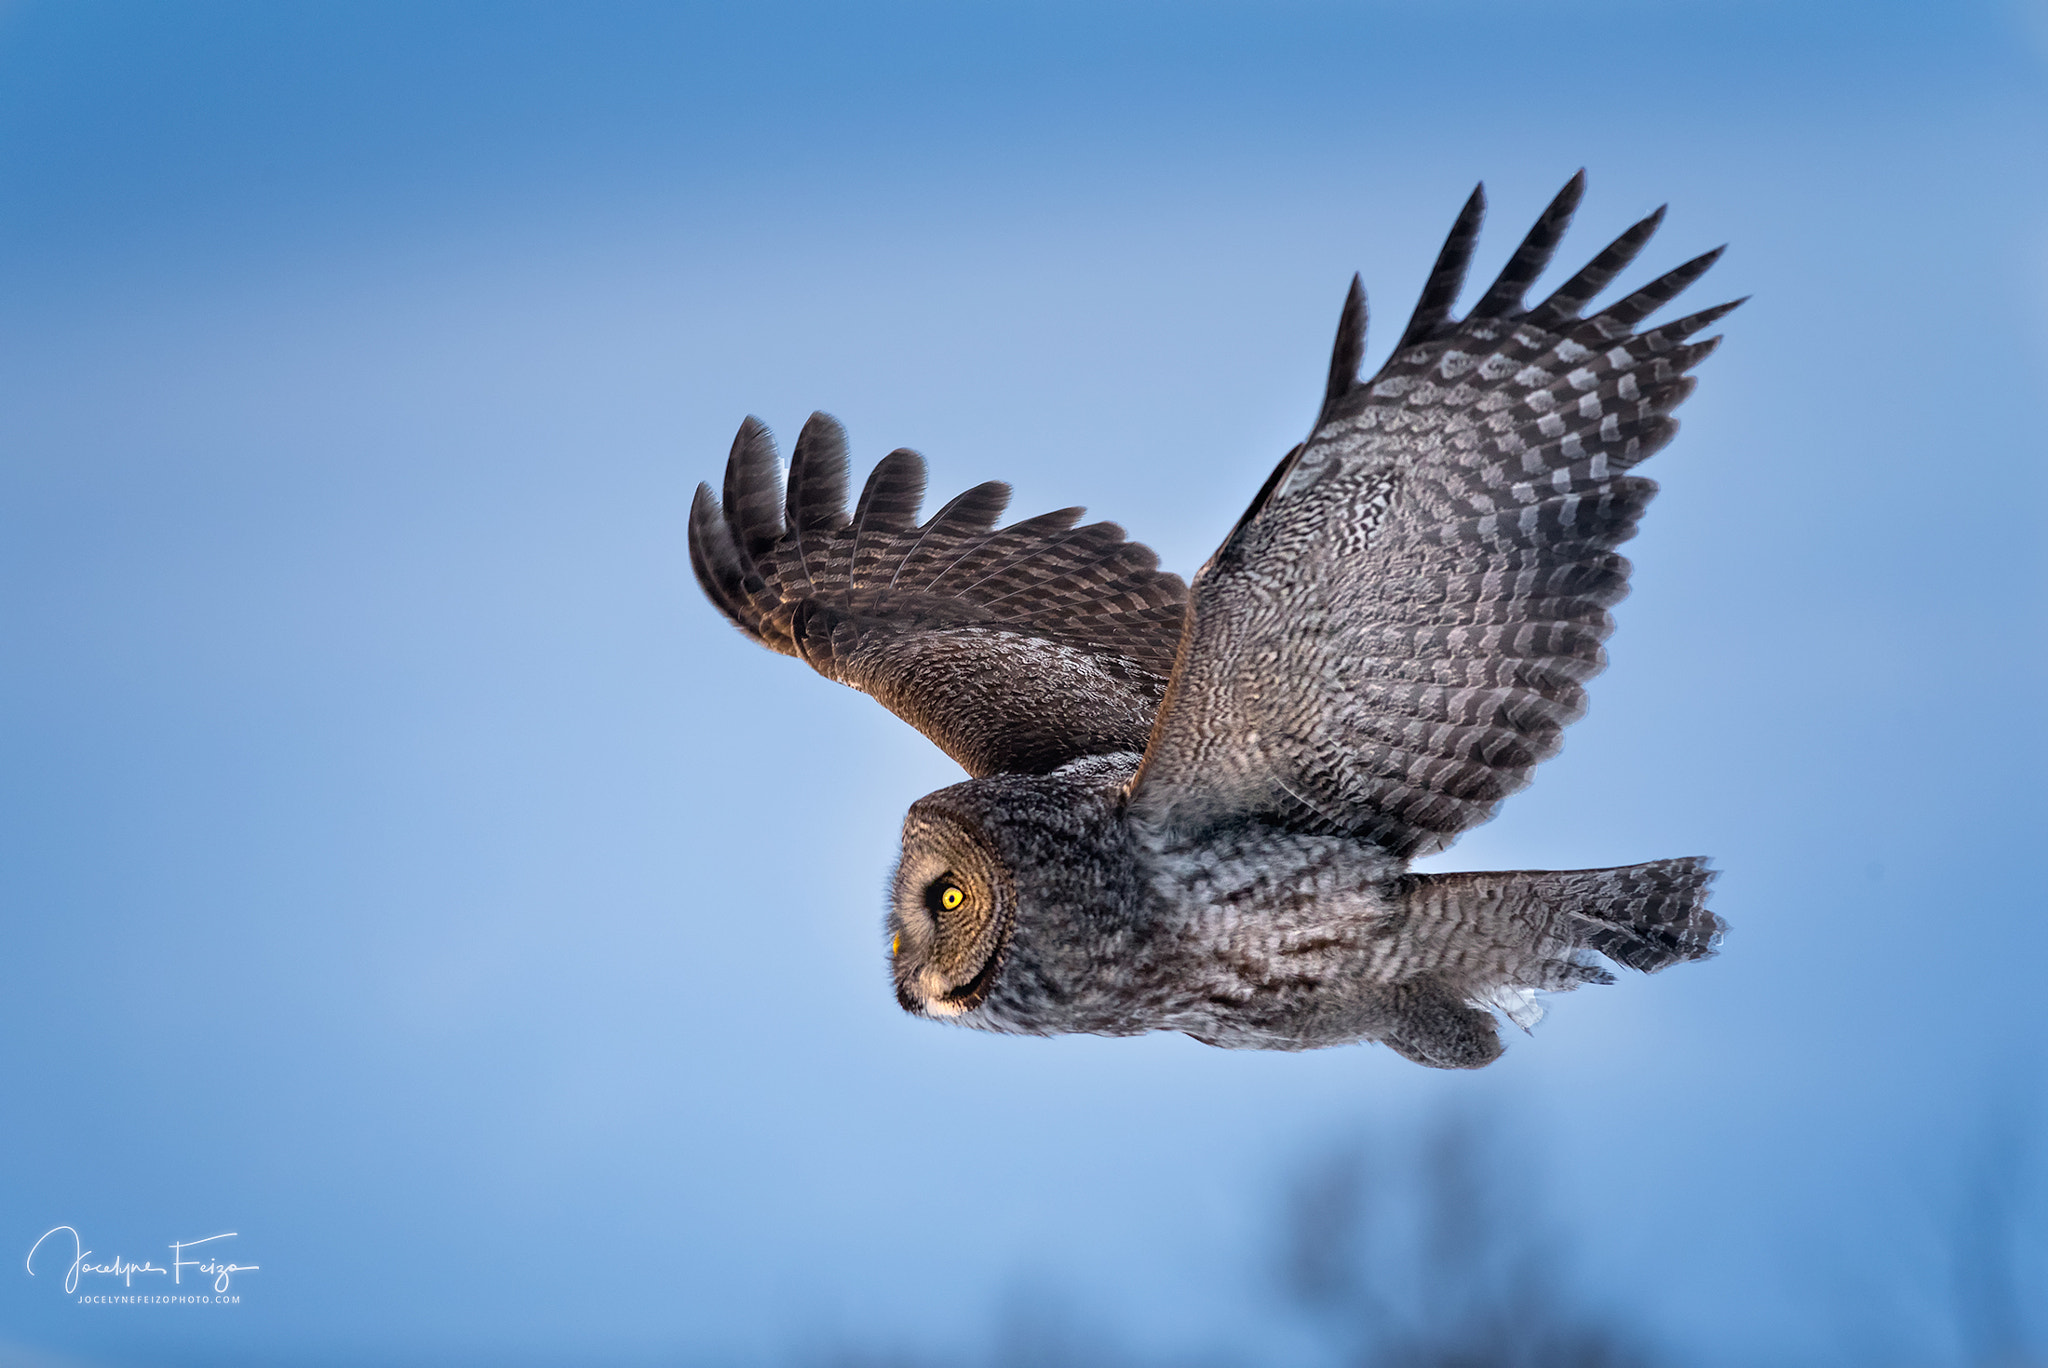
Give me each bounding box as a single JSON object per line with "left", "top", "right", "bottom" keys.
{"left": 26, "top": 1227, "right": 258, "bottom": 1295}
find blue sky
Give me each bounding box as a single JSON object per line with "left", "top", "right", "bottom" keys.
{"left": 2, "top": 2, "right": 2045, "bottom": 1364}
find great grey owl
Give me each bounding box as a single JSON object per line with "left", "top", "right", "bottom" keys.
{"left": 689, "top": 174, "right": 1733, "bottom": 1068}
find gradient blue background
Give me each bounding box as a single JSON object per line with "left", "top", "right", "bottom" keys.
{"left": 2, "top": 2, "right": 2044, "bottom": 1364}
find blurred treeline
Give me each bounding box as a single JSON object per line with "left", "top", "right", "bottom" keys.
{"left": 811, "top": 1107, "right": 2043, "bottom": 1368}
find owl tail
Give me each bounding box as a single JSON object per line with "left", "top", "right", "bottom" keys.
{"left": 1527, "top": 857, "right": 1723, "bottom": 972}
{"left": 1397, "top": 857, "right": 1724, "bottom": 1039}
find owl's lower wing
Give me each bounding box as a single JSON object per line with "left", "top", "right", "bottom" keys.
{"left": 1129, "top": 174, "right": 1739, "bottom": 857}
{"left": 690, "top": 413, "right": 1189, "bottom": 778}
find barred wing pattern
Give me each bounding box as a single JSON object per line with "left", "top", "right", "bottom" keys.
{"left": 1131, "top": 174, "right": 1738, "bottom": 858}
{"left": 690, "top": 413, "right": 1189, "bottom": 777}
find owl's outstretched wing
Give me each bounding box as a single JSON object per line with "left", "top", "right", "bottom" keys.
{"left": 690, "top": 413, "right": 1189, "bottom": 778}
{"left": 1129, "top": 173, "right": 1739, "bottom": 858}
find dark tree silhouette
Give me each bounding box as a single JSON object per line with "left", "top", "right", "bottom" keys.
{"left": 1276, "top": 1110, "right": 1660, "bottom": 1368}
{"left": 1944, "top": 1106, "right": 2043, "bottom": 1368}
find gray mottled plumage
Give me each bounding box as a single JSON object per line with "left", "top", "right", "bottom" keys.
{"left": 689, "top": 412, "right": 1187, "bottom": 777}
{"left": 689, "top": 174, "right": 1733, "bottom": 1067}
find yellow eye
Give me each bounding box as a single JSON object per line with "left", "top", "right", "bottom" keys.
{"left": 890, "top": 934, "right": 901, "bottom": 957}
{"left": 940, "top": 886, "right": 964, "bottom": 911}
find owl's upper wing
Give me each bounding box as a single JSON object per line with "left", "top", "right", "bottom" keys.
{"left": 1128, "top": 174, "right": 1739, "bottom": 858}
{"left": 690, "top": 413, "right": 1189, "bottom": 777}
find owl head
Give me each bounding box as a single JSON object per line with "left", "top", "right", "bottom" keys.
{"left": 887, "top": 789, "right": 1018, "bottom": 1017}
{"left": 885, "top": 756, "right": 1145, "bottom": 1026}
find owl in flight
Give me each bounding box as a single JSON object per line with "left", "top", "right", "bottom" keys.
{"left": 690, "top": 174, "right": 1733, "bottom": 1067}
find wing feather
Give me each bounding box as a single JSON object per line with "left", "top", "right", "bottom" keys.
{"left": 1397, "top": 185, "right": 1488, "bottom": 349}
{"left": 1471, "top": 169, "right": 1584, "bottom": 318}
{"left": 884, "top": 480, "right": 1013, "bottom": 594}
{"left": 1525, "top": 205, "right": 1667, "bottom": 329}
{"left": 689, "top": 413, "right": 1189, "bottom": 777}
{"left": 722, "top": 416, "right": 786, "bottom": 569}
{"left": 1130, "top": 177, "right": 1737, "bottom": 857}
{"left": 1317, "top": 276, "right": 1369, "bottom": 427}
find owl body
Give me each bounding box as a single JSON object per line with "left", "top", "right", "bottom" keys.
{"left": 889, "top": 753, "right": 1633, "bottom": 1067}
{"left": 690, "top": 175, "right": 1733, "bottom": 1066}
